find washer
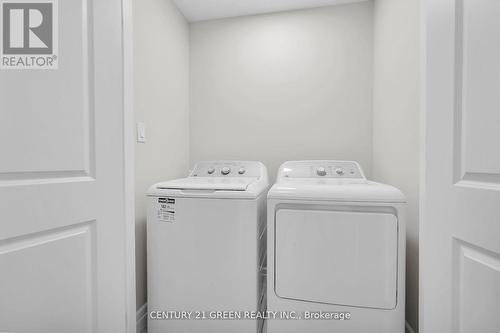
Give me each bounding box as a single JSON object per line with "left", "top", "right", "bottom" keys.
{"left": 147, "top": 161, "right": 269, "bottom": 333}
{"left": 266, "top": 160, "right": 406, "bottom": 333}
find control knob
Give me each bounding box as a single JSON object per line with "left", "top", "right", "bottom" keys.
{"left": 316, "top": 167, "right": 327, "bottom": 176}
{"left": 221, "top": 167, "right": 231, "bottom": 175}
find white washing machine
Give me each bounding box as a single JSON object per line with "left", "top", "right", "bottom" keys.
{"left": 266, "top": 160, "right": 406, "bottom": 333}
{"left": 147, "top": 161, "right": 269, "bottom": 333}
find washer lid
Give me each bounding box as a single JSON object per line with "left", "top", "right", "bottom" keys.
{"left": 155, "top": 177, "right": 257, "bottom": 191}
{"left": 147, "top": 161, "right": 269, "bottom": 199}
{"left": 147, "top": 177, "right": 268, "bottom": 199}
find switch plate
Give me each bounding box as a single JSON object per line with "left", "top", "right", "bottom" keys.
{"left": 137, "top": 122, "right": 146, "bottom": 143}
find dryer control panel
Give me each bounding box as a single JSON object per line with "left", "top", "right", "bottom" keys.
{"left": 190, "top": 161, "right": 265, "bottom": 178}
{"left": 277, "top": 160, "right": 365, "bottom": 179}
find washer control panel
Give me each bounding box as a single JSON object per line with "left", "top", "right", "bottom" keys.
{"left": 190, "top": 161, "right": 263, "bottom": 178}
{"left": 278, "top": 160, "right": 365, "bottom": 179}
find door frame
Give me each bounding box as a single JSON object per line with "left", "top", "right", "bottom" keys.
{"left": 122, "top": 0, "right": 137, "bottom": 331}
{"left": 419, "top": 0, "right": 426, "bottom": 331}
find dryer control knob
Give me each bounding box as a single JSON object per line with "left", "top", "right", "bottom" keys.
{"left": 316, "top": 167, "right": 327, "bottom": 176}
{"left": 221, "top": 167, "right": 231, "bottom": 175}
{"left": 207, "top": 167, "right": 215, "bottom": 174}
{"left": 238, "top": 168, "right": 246, "bottom": 175}
{"left": 335, "top": 168, "right": 344, "bottom": 176}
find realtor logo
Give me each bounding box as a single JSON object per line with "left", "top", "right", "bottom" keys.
{"left": 1, "top": 0, "right": 58, "bottom": 69}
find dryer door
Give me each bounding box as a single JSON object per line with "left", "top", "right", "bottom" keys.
{"left": 275, "top": 208, "right": 398, "bottom": 309}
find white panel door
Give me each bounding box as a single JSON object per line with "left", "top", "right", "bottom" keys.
{"left": 422, "top": 0, "right": 500, "bottom": 332}
{"left": 0, "top": 0, "right": 134, "bottom": 332}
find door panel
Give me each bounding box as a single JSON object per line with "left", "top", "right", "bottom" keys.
{"left": 455, "top": 0, "right": 500, "bottom": 184}
{"left": 0, "top": 223, "right": 95, "bottom": 333}
{"left": 275, "top": 209, "right": 398, "bottom": 309}
{"left": 423, "top": 0, "right": 500, "bottom": 332}
{"left": 0, "top": 0, "right": 93, "bottom": 178}
{"left": 453, "top": 240, "right": 500, "bottom": 333}
{"left": 0, "top": 0, "right": 133, "bottom": 332}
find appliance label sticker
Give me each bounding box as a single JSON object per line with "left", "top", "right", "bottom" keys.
{"left": 157, "top": 198, "right": 175, "bottom": 222}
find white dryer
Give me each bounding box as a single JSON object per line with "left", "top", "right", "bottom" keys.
{"left": 147, "top": 161, "right": 269, "bottom": 333}
{"left": 266, "top": 160, "right": 406, "bottom": 333}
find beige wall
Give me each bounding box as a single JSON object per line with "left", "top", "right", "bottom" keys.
{"left": 133, "top": 0, "right": 190, "bottom": 309}
{"left": 189, "top": 2, "right": 374, "bottom": 179}
{"left": 372, "top": 0, "right": 420, "bottom": 331}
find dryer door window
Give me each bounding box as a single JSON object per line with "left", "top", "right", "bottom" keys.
{"left": 274, "top": 209, "right": 398, "bottom": 309}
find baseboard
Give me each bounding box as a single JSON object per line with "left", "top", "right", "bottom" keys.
{"left": 405, "top": 320, "right": 416, "bottom": 333}
{"left": 136, "top": 303, "right": 147, "bottom": 333}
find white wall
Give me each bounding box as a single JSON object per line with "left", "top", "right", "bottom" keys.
{"left": 189, "top": 2, "right": 374, "bottom": 179}
{"left": 133, "top": 2, "right": 420, "bottom": 329}
{"left": 372, "top": 0, "right": 420, "bottom": 331}
{"left": 133, "top": 0, "right": 190, "bottom": 310}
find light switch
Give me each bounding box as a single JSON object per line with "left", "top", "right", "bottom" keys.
{"left": 137, "top": 122, "right": 146, "bottom": 143}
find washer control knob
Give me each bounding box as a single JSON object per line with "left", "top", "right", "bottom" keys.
{"left": 238, "top": 168, "right": 246, "bottom": 175}
{"left": 207, "top": 167, "right": 215, "bottom": 174}
{"left": 221, "top": 167, "right": 231, "bottom": 175}
{"left": 335, "top": 168, "right": 344, "bottom": 176}
{"left": 316, "top": 167, "right": 327, "bottom": 176}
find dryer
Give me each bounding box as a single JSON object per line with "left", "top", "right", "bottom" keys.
{"left": 147, "top": 161, "right": 269, "bottom": 333}
{"left": 266, "top": 160, "right": 406, "bottom": 333}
